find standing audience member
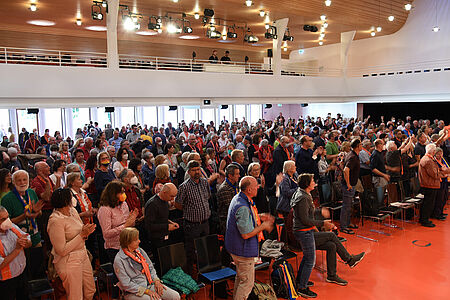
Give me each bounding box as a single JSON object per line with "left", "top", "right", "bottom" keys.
{"left": 94, "top": 152, "right": 116, "bottom": 198}
{"left": 225, "top": 176, "right": 274, "bottom": 300}
{"left": 340, "top": 139, "right": 362, "bottom": 234}
{"left": 0, "top": 206, "right": 32, "bottom": 300}
{"left": 47, "top": 188, "right": 96, "bottom": 300}
{"left": 0, "top": 169, "right": 13, "bottom": 200}
{"left": 217, "top": 164, "right": 240, "bottom": 235}
{"left": 174, "top": 160, "right": 211, "bottom": 275}
{"left": 114, "top": 147, "right": 130, "bottom": 177}
{"left": 114, "top": 227, "right": 180, "bottom": 300}
{"left": 432, "top": 147, "right": 449, "bottom": 220}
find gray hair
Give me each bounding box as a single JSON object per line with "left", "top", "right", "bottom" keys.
{"left": 66, "top": 163, "right": 80, "bottom": 174}
{"left": 247, "top": 162, "right": 260, "bottom": 174}
{"left": 283, "top": 160, "right": 295, "bottom": 174}
{"left": 84, "top": 137, "right": 93, "bottom": 143}
{"left": 386, "top": 141, "right": 396, "bottom": 151}
{"left": 106, "top": 145, "right": 115, "bottom": 152}
{"left": 12, "top": 170, "right": 29, "bottom": 182}
{"left": 260, "top": 139, "right": 269, "bottom": 147}
{"left": 118, "top": 168, "right": 131, "bottom": 181}
{"left": 181, "top": 152, "right": 190, "bottom": 162}
{"left": 425, "top": 143, "right": 436, "bottom": 154}
{"left": 7, "top": 147, "right": 17, "bottom": 155}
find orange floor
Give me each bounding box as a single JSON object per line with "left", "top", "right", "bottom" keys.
{"left": 193, "top": 205, "right": 450, "bottom": 300}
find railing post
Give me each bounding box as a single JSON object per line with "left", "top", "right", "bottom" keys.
{"left": 155, "top": 57, "right": 158, "bottom": 70}
{"left": 58, "top": 51, "right": 62, "bottom": 66}
{"left": 190, "top": 59, "right": 193, "bottom": 72}
{"left": 4, "top": 47, "right": 7, "bottom": 64}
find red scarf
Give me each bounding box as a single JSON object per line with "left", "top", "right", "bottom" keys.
{"left": 74, "top": 190, "right": 93, "bottom": 224}
{"left": 123, "top": 249, "right": 153, "bottom": 285}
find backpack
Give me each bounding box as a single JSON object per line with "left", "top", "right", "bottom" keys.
{"left": 270, "top": 260, "right": 299, "bottom": 300}
{"left": 248, "top": 282, "right": 277, "bottom": 300}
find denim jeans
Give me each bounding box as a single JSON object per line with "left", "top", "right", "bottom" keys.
{"left": 294, "top": 230, "right": 315, "bottom": 289}
{"left": 340, "top": 183, "right": 355, "bottom": 229}
{"left": 314, "top": 232, "right": 351, "bottom": 277}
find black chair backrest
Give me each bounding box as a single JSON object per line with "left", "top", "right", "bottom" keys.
{"left": 157, "top": 243, "right": 187, "bottom": 276}
{"left": 194, "top": 234, "right": 222, "bottom": 274}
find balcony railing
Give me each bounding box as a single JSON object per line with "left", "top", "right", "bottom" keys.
{"left": 2, "top": 46, "right": 450, "bottom": 79}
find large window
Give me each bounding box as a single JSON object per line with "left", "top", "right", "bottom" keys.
{"left": 17, "top": 109, "right": 38, "bottom": 134}
{"left": 201, "top": 108, "right": 215, "bottom": 125}
{"left": 43, "top": 108, "right": 63, "bottom": 136}
{"left": 72, "top": 108, "right": 90, "bottom": 132}
{"left": 143, "top": 107, "right": 158, "bottom": 128}
{"left": 248, "top": 104, "right": 262, "bottom": 124}
{"left": 121, "top": 107, "right": 135, "bottom": 127}
{"left": 0, "top": 109, "right": 10, "bottom": 138}
{"left": 96, "top": 107, "right": 112, "bottom": 129}
{"left": 161, "top": 106, "right": 178, "bottom": 127}
{"left": 182, "top": 107, "right": 198, "bottom": 124}
{"left": 219, "top": 106, "right": 232, "bottom": 124}
{"left": 234, "top": 105, "right": 246, "bottom": 122}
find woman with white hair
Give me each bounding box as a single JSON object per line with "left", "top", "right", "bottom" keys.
{"left": 248, "top": 162, "right": 269, "bottom": 213}
{"left": 276, "top": 161, "right": 298, "bottom": 217}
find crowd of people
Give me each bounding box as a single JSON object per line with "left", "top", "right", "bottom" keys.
{"left": 0, "top": 112, "right": 449, "bottom": 299}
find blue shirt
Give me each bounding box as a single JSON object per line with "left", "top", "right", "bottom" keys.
{"left": 0, "top": 224, "right": 29, "bottom": 280}
{"left": 108, "top": 137, "right": 123, "bottom": 150}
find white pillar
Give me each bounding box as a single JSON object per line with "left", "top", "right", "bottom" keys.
{"left": 107, "top": 0, "right": 119, "bottom": 69}
{"left": 340, "top": 31, "right": 356, "bottom": 77}
{"left": 64, "top": 108, "right": 75, "bottom": 138}
{"left": 8, "top": 109, "right": 18, "bottom": 138}
{"left": 38, "top": 109, "right": 46, "bottom": 135}
{"left": 272, "top": 18, "right": 289, "bottom": 76}
{"left": 90, "top": 107, "right": 99, "bottom": 123}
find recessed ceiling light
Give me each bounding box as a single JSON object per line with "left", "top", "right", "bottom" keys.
{"left": 245, "top": 0, "right": 253, "bottom": 7}
{"left": 27, "top": 20, "right": 55, "bottom": 26}
{"left": 76, "top": 19, "right": 82, "bottom": 26}
{"left": 405, "top": 3, "right": 412, "bottom": 11}
{"left": 194, "top": 13, "right": 200, "bottom": 20}
{"left": 136, "top": 31, "right": 158, "bottom": 36}
{"left": 259, "top": 10, "right": 265, "bottom": 17}
{"left": 388, "top": 15, "right": 395, "bottom": 22}
{"left": 179, "top": 35, "right": 200, "bottom": 39}
{"left": 376, "top": 26, "right": 382, "bottom": 32}
{"left": 432, "top": 26, "right": 440, "bottom": 32}
{"left": 85, "top": 25, "right": 107, "bottom": 31}
{"left": 370, "top": 31, "right": 376, "bottom": 36}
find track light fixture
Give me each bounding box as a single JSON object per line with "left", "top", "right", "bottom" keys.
{"left": 204, "top": 8, "right": 214, "bottom": 17}
{"left": 148, "top": 16, "right": 161, "bottom": 31}
{"left": 303, "top": 25, "right": 318, "bottom": 32}
{"left": 123, "top": 14, "right": 140, "bottom": 31}
{"left": 167, "top": 19, "right": 182, "bottom": 34}
{"left": 259, "top": 10, "right": 265, "bottom": 17}
{"left": 91, "top": 3, "right": 103, "bottom": 20}
{"left": 320, "top": 14, "right": 327, "bottom": 21}
{"left": 244, "top": 28, "right": 258, "bottom": 43}
{"left": 206, "top": 27, "right": 221, "bottom": 38}
{"left": 404, "top": 3, "right": 412, "bottom": 11}
{"left": 194, "top": 13, "right": 200, "bottom": 19}
{"left": 183, "top": 20, "right": 193, "bottom": 33}
{"left": 226, "top": 26, "right": 237, "bottom": 39}
{"left": 265, "top": 26, "right": 277, "bottom": 39}
{"left": 283, "top": 28, "right": 294, "bottom": 41}
{"left": 265, "top": 24, "right": 270, "bottom": 29}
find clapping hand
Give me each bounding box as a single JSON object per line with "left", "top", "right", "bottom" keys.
{"left": 16, "top": 234, "right": 30, "bottom": 249}
{"left": 80, "top": 223, "right": 96, "bottom": 239}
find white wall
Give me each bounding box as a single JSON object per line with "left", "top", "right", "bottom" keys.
{"left": 290, "top": 0, "right": 450, "bottom": 70}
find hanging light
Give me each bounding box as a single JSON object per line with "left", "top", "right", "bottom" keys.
{"left": 101, "top": 0, "right": 107, "bottom": 8}
{"left": 194, "top": 13, "right": 200, "bottom": 20}
{"left": 325, "top": 0, "right": 332, "bottom": 6}
{"left": 405, "top": 3, "right": 412, "bottom": 11}
{"left": 376, "top": 26, "right": 382, "bottom": 32}
{"left": 259, "top": 10, "right": 265, "bottom": 17}
{"left": 432, "top": 26, "right": 440, "bottom": 32}
{"left": 320, "top": 14, "right": 327, "bottom": 21}
{"left": 388, "top": 15, "right": 395, "bottom": 21}
{"left": 222, "top": 26, "right": 227, "bottom": 40}
{"left": 245, "top": 0, "right": 253, "bottom": 7}
{"left": 76, "top": 18, "right": 82, "bottom": 26}
{"left": 29, "top": 3, "right": 37, "bottom": 12}
{"left": 432, "top": 0, "right": 440, "bottom": 32}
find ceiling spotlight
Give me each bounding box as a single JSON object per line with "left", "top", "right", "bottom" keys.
{"left": 123, "top": 15, "right": 137, "bottom": 31}
{"left": 283, "top": 28, "right": 294, "bottom": 41}
{"left": 227, "top": 31, "right": 237, "bottom": 39}
{"left": 265, "top": 26, "right": 277, "bottom": 39}
{"left": 157, "top": 28, "right": 162, "bottom": 33}
{"left": 388, "top": 15, "right": 395, "bottom": 22}
{"left": 259, "top": 10, "right": 265, "bottom": 17}
{"left": 148, "top": 17, "right": 161, "bottom": 30}
{"left": 264, "top": 14, "right": 270, "bottom": 24}
{"left": 323, "top": 22, "right": 328, "bottom": 28}
{"left": 210, "top": 17, "right": 215, "bottom": 24}
{"left": 376, "top": 26, "right": 382, "bottom": 32}
{"left": 370, "top": 31, "right": 376, "bottom": 36}
{"left": 101, "top": 0, "right": 107, "bottom": 8}
{"left": 172, "top": 0, "right": 179, "bottom": 3}
{"left": 210, "top": 25, "right": 216, "bottom": 31}
{"left": 319, "top": 41, "right": 323, "bottom": 45}
{"left": 91, "top": 4, "right": 103, "bottom": 20}
{"left": 245, "top": 0, "right": 253, "bottom": 7}
{"left": 194, "top": 13, "right": 200, "bottom": 20}
{"left": 30, "top": 3, "right": 37, "bottom": 12}
{"left": 76, "top": 18, "right": 82, "bottom": 26}
{"left": 405, "top": 3, "right": 412, "bottom": 11}
{"left": 320, "top": 27, "right": 325, "bottom": 33}
{"left": 207, "top": 28, "right": 221, "bottom": 39}
{"left": 319, "top": 33, "right": 325, "bottom": 38}
{"left": 283, "top": 47, "right": 287, "bottom": 52}
{"left": 432, "top": 26, "right": 440, "bottom": 32}
{"left": 265, "top": 23, "right": 270, "bottom": 29}
{"left": 244, "top": 29, "right": 258, "bottom": 43}
{"left": 319, "top": 35, "right": 324, "bottom": 40}
{"left": 156, "top": 17, "right": 162, "bottom": 24}
{"left": 320, "top": 14, "right": 327, "bottom": 21}
{"left": 184, "top": 26, "right": 193, "bottom": 33}
{"left": 167, "top": 22, "right": 182, "bottom": 34}
{"left": 325, "top": 0, "right": 332, "bottom": 6}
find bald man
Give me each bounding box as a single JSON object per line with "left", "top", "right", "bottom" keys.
{"left": 144, "top": 183, "right": 180, "bottom": 274}
{"left": 225, "top": 176, "right": 274, "bottom": 299}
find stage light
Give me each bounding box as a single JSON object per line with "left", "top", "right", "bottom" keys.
{"left": 76, "top": 18, "right": 82, "bottom": 26}
{"left": 405, "top": 3, "right": 412, "bottom": 11}
{"left": 323, "top": 22, "right": 328, "bottom": 28}
{"left": 123, "top": 16, "right": 135, "bottom": 31}
{"left": 184, "top": 26, "right": 193, "bottom": 33}
{"left": 91, "top": 3, "right": 103, "bottom": 20}
{"left": 388, "top": 15, "right": 395, "bottom": 21}
{"left": 325, "top": 0, "right": 332, "bottom": 6}
{"left": 210, "top": 25, "right": 216, "bottom": 31}
{"left": 30, "top": 3, "right": 37, "bottom": 12}
{"left": 259, "top": 10, "right": 265, "bottom": 17}
{"left": 222, "top": 26, "right": 227, "bottom": 40}
{"left": 432, "top": 26, "right": 440, "bottom": 32}
{"left": 207, "top": 28, "right": 221, "bottom": 38}
{"left": 283, "top": 35, "right": 294, "bottom": 41}
{"left": 376, "top": 26, "right": 382, "bottom": 32}
{"left": 265, "top": 24, "right": 270, "bottom": 29}
{"left": 244, "top": 29, "right": 258, "bottom": 43}
{"left": 245, "top": 0, "right": 253, "bottom": 7}
{"left": 148, "top": 18, "right": 161, "bottom": 31}
{"left": 320, "top": 14, "right": 327, "bottom": 21}
{"left": 194, "top": 13, "right": 200, "bottom": 19}
{"left": 370, "top": 31, "right": 376, "bottom": 36}
{"left": 101, "top": 0, "right": 107, "bottom": 8}
{"left": 227, "top": 31, "right": 237, "bottom": 38}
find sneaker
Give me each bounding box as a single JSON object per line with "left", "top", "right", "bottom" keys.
{"left": 307, "top": 281, "right": 314, "bottom": 287}
{"left": 338, "top": 236, "right": 347, "bottom": 243}
{"left": 348, "top": 223, "right": 359, "bottom": 229}
{"left": 347, "top": 252, "right": 365, "bottom": 268}
{"left": 297, "top": 287, "right": 317, "bottom": 298}
{"left": 326, "top": 275, "right": 348, "bottom": 286}
{"left": 421, "top": 222, "right": 436, "bottom": 228}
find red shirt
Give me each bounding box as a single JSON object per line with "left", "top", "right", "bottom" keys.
{"left": 80, "top": 146, "right": 92, "bottom": 161}
{"left": 84, "top": 169, "right": 97, "bottom": 195}
{"left": 31, "top": 175, "right": 54, "bottom": 210}
{"left": 124, "top": 186, "right": 142, "bottom": 218}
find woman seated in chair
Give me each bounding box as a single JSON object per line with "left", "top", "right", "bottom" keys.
{"left": 114, "top": 227, "right": 180, "bottom": 300}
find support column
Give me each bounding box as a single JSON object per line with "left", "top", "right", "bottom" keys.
{"left": 272, "top": 18, "right": 289, "bottom": 76}
{"left": 38, "top": 109, "right": 46, "bottom": 135}
{"left": 90, "top": 107, "right": 99, "bottom": 123}
{"left": 340, "top": 31, "right": 356, "bottom": 77}
{"left": 8, "top": 109, "right": 18, "bottom": 139}
{"left": 64, "top": 108, "right": 74, "bottom": 138}
{"left": 107, "top": 0, "right": 119, "bottom": 69}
